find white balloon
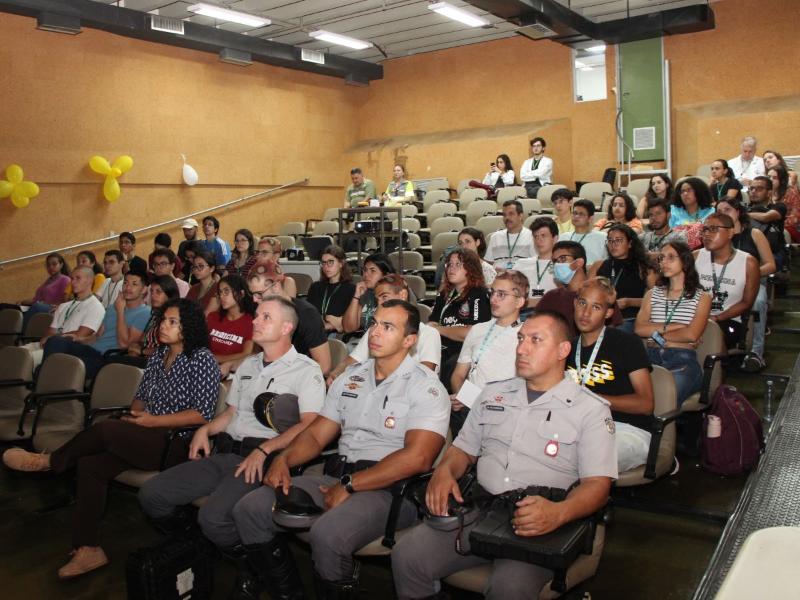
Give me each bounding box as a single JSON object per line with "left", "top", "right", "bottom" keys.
{"left": 182, "top": 163, "right": 199, "bottom": 186}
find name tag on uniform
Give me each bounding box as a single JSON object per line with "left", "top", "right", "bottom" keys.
{"left": 456, "top": 380, "right": 482, "bottom": 409}
{"left": 342, "top": 392, "right": 359, "bottom": 399}
{"left": 241, "top": 376, "right": 252, "bottom": 380}
{"left": 486, "top": 405, "right": 505, "bottom": 412}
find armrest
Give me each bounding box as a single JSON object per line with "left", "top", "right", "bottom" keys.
{"left": 159, "top": 425, "right": 202, "bottom": 470}
{"left": 643, "top": 408, "right": 682, "bottom": 480}
{"left": 382, "top": 471, "right": 435, "bottom": 548}
{"left": 0, "top": 378, "right": 34, "bottom": 390}
{"left": 699, "top": 352, "right": 727, "bottom": 406}
{"left": 25, "top": 389, "right": 89, "bottom": 437}
{"left": 86, "top": 405, "right": 131, "bottom": 425}
{"left": 103, "top": 348, "right": 126, "bottom": 358}
{"left": 17, "top": 335, "right": 43, "bottom": 344}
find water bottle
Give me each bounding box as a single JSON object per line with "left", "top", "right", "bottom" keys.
{"left": 764, "top": 379, "right": 774, "bottom": 425}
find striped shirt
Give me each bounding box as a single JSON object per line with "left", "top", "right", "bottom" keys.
{"left": 649, "top": 286, "right": 702, "bottom": 326}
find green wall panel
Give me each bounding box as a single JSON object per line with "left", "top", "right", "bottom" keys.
{"left": 619, "top": 38, "right": 665, "bottom": 162}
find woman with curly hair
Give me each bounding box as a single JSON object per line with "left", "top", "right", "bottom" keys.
{"left": 768, "top": 165, "right": 800, "bottom": 242}
{"left": 589, "top": 224, "right": 656, "bottom": 331}
{"left": 593, "top": 192, "right": 644, "bottom": 234}
{"left": 635, "top": 241, "right": 711, "bottom": 405}
{"left": 225, "top": 228, "right": 257, "bottom": 277}
{"left": 2, "top": 298, "right": 220, "bottom": 579}
{"left": 206, "top": 274, "right": 256, "bottom": 376}
{"left": 429, "top": 247, "right": 491, "bottom": 385}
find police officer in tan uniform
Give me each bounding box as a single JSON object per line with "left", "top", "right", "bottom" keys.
{"left": 391, "top": 310, "right": 618, "bottom": 600}
{"left": 233, "top": 299, "right": 451, "bottom": 598}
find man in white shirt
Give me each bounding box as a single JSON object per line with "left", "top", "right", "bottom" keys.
{"left": 728, "top": 135, "right": 765, "bottom": 187}
{"left": 449, "top": 270, "right": 528, "bottom": 436}
{"left": 520, "top": 137, "right": 553, "bottom": 199}
{"left": 484, "top": 200, "right": 535, "bottom": 270}
{"left": 96, "top": 250, "right": 125, "bottom": 308}
{"left": 516, "top": 216, "right": 558, "bottom": 307}
{"left": 151, "top": 248, "right": 190, "bottom": 298}
{"left": 566, "top": 199, "right": 608, "bottom": 265}
{"left": 327, "top": 274, "right": 441, "bottom": 384}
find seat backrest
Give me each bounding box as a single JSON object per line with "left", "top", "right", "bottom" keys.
{"left": 23, "top": 312, "right": 53, "bottom": 341}
{"left": 578, "top": 182, "right": 613, "bottom": 204}
{"left": 90, "top": 363, "right": 144, "bottom": 411}
{"left": 0, "top": 308, "right": 23, "bottom": 348}
{"left": 431, "top": 232, "right": 459, "bottom": 264}
{"left": 32, "top": 353, "right": 87, "bottom": 452}
{"left": 626, "top": 178, "right": 651, "bottom": 201}
{"left": 651, "top": 364, "right": 677, "bottom": 444}
{"left": 0, "top": 346, "right": 34, "bottom": 410}
{"left": 401, "top": 204, "right": 418, "bottom": 218}
{"left": 696, "top": 164, "right": 712, "bottom": 178}
{"left": 312, "top": 221, "right": 339, "bottom": 236}
{"left": 456, "top": 178, "right": 471, "bottom": 196}
{"left": 430, "top": 216, "right": 464, "bottom": 239}
{"left": 276, "top": 235, "right": 296, "bottom": 253}
{"left": 390, "top": 251, "right": 423, "bottom": 272}
{"left": 322, "top": 207, "right": 340, "bottom": 222}
{"left": 459, "top": 188, "right": 488, "bottom": 209}
{"left": 291, "top": 273, "right": 314, "bottom": 296}
{"left": 465, "top": 200, "right": 498, "bottom": 226}
{"left": 696, "top": 319, "right": 725, "bottom": 395}
{"left": 35, "top": 353, "right": 85, "bottom": 395}
{"left": 475, "top": 215, "right": 505, "bottom": 237}
{"left": 401, "top": 217, "right": 421, "bottom": 233}
{"left": 417, "top": 303, "right": 432, "bottom": 323}
{"left": 425, "top": 203, "right": 456, "bottom": 222}
{"left": 536, "top": 184, "right": 566, "bottom": 205}
{"left": 406, "top": 232, "right": 421, "bottom": 250}
{"left": 328, "top": 338, "right": 348, "bottom": 369}
{"left": 279, "top": 221, "right": 306, "bottom": 236}
{"left": 519, "top": 198, "right": 541, "bottom": 216}
{"left": 495, "top": 186, "right": 527, "bottom": 204}
{"left": 423, "top": 189, "right": 450, "bottom": 211}
{"left": 425, "top": 180, "right": 450, "bottom": 192}
{"left": 405, "top": 275, "right": 427, "bottom": 302}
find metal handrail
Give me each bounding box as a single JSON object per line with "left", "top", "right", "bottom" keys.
{"left": 0, "top": 178, "right": 309, "bottom": 268}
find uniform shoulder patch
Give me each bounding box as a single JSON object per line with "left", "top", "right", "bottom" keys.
{"left": 604, "top": 417, "right": 616, "bottom": 434}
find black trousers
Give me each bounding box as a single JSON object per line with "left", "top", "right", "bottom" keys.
{"left": 50, "top": 419, "right": 187, "bottom": 548}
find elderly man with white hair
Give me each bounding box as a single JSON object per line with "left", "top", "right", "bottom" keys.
{"left": 729, "top": 135, "right": 766, "bottom": 187}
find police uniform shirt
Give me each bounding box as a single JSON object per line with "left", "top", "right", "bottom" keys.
{"left": 225, "top": 346, "right": 326, "bottom": 441}
{"left": 320, "top": 355, "right": 450, "bottom": 463}
{"left": 349, "top": 321, "right": 442, "bottom": 372}
{"left": 456, "top": 318, "right": 521, "bottom": 389}
{"left": 454, "top": 376, "right": 618, "bottom": 495}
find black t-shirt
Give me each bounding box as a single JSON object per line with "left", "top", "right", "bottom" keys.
{"left": 127, "top": 255, "right": 148, "bottom": 275}
{"left": 291, "top": 297, "right": 328, "bottom": 357}
{"left": 597, "top": 258, "right": 647, "bottom": 319}
{"left": 749, "top": 202, "right": 787, "bottom": 253}
{"left": 711, "top": 178, "right": 742, "bottom": 201}
{"left": 307, "top": 280, "right": 356, "bottom": 318}
{"left": 732, "top": 226, "right": 761, "bottom": 263}
{"left": 566, "top": 327, "right": 652, "bottom": 427}
{"left": 431, "top": 286, "right": 491, "bottom": 359}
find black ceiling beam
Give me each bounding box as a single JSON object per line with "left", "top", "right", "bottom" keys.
{"left": 465, "top": 0, "right": 714, "bottom": 46}
{"left": 0, "top": 0, "right": 383, "bottom": 82}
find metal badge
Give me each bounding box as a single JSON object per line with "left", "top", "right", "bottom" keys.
{"left": 544, "top": 439, "right": 559, "bottom": 457}
{"left": 605, "top": 418, "right": 616, "bottom": 434}
{"left": 384, "top": 416, "right": 396, "bottom": 429}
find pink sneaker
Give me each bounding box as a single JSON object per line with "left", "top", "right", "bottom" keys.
{"left": 58, "top": 546, "right": 109, "bottom": 579}
{"left": 2, "top": 447, "right": 51, "bottom": 472}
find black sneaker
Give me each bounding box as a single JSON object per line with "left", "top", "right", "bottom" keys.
{"left": 741, "top": 353, "right": 766, "bottom": 373}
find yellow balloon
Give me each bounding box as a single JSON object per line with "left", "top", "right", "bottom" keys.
{"left": 113, "top": 155, "right": 133, "bottom": 174}
{"left": 111, "top": 167, "right": 122, "bottom": 178}
{"left": 17, "top": 181, "right": 39, "bottom": 199}
{"left": 0, "top": 180, "right": 12, "bottom": 198}
{"left": 6, "top": 164, "right": 23, "bottom": 184}
{"left": 89, "top": 155, "right": 111, "bottom": 175}
{"left": 11, "top": 191, "right": 30, "bottom": 208}
{"left": 104, "top": 176, "right": 121, "bottom": 202}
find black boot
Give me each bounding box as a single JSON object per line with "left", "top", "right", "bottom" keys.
{"left": 222, "top": 545, "right": 264, "bottom": 600}
{"left": 245, "top": 536, "right": 305, "bottom": 600}
{"left": 312, "top": 563, "right": 360, "bottom": 600}
{"left": 148, "top": 506, "right": 199, "bottom": 538}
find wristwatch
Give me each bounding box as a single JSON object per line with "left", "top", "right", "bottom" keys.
{"left": 340, "top": 474, "right": 355, "bottom": 494}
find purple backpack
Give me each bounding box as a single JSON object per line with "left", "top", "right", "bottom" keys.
{"left": 701, "top": 385, "right": 764, "bottom": 476}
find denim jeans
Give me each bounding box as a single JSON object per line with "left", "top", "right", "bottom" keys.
{"left": 751, "top": 282, "right": 768, "bottom": 358}
{"left": 646, "top": 346, "right": 703, "bottom": 406}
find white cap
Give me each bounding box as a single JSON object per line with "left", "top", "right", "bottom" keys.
{"left": 181, "top": 218, "right": 199, "bottom": 229}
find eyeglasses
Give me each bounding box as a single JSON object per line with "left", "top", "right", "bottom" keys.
{"left": 153, "top": 261, "right": 171, "bottom": 268}
{"left": 748, "top": 185, "right": 767, "bottom": 191}
{"left": 445, "top": 262, "right": 464, "bottom": 270}
{"left": 321, "top": 259, "right": 338, "bottom": 267}
{"left": 606, "top": 237, "right": 627, "bottom": 246}
{"left": 217, "top": 287, "right": 232, "bottom": 297}
{"left": 191, "top": 263, "right": 209, "bottom": 271}
{"left": 256, "top": 249, "right": 274, "bottom": 257}
{"left": 251, "top": 281, "right": 277, "bottom": 301}
{"left": 489, "top": 289, "right": 519, "bottom": 300}
{"left": 553, "top": 255, "right": 576, "bottom": 263}
{"left": 702, "top": 225, "right": 733, "bottom": 234}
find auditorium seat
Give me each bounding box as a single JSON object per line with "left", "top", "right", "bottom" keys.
{"left": 495, "top": 186, "right": 527, "bottom": 204}
{"left": 465, "top": 200, "right": 499, "bottom": 226}
{"left": 0, "top": 346, "right": 34, "bottom": 441}
{"left": 520, "top": 198, "right": 542, "bottom": 216}
{"left": 536, "top": 184, "right": 566, "bottom": 212}
{"left": 0, "top": 308, "right": 22, "bottom": 348}
{"left": 323, "top": 207, "right": 340, "bottom": 222}
{"left": 389, "top": 251, "right": 424, "bottom": 273}
{"left": 402, "top": 217, "right": 421, "bottom": 233}
{"left": 680, "top": 319, "right": 725, "bottom": 413}
{"left": 578, "top": 182, "right": 613, "bottom": 210}
{"left": 327, "top": 338, "right": 348, "bottom": 369}
{"left": 475, "top": 215, "right": 505, "bottom": 237}
{"left": 418, "top": 217, "right": 463, "bottom": 256}
{"left": 418, "top": 203, "right": 457, "bottom": 237}
{"left": 18, "top": 312, "right": 53, "bottom": 344}
{"left": 625, "top": 178, "right": 651, "bottom": 201}
{"left": 311, "top": 221, "right": 339, "bottom": 237}
{"left": 279, "top": 222, "right": 306, "bottom": 236}
{"left": 27, "top": 353, "right": 86, "bottom": 452}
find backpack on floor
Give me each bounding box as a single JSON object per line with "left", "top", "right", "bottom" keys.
{"left": 701, "top": 384, "right": 764, "bottom": 476}
{"left": 126, "top": 536, "right": 214, "bottom": 600}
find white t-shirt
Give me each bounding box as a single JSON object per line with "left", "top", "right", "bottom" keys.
{"left": 457, "top": 318, "right": 521, "bottom": 388}
{"left": 96, "top": 277, "right": 123, "bottom": 308}
{"left": 482, "top": 171, "right": 516, "bottom": 187}
{"left": 481, "top": 261, "right": 497, "bottom": 286}
{"left": 484, "top": 228, "right": 535, "bottom": 269}
{"left": 51, "top": 296, "right": 105, "bottom": 334}
{"left": 566, "top": 230, "right": 608, "bottom": 265}
{"left": 515, "top": 257, "right": 556, "bottom": 298}
{"left": 350, "top": 321, "right": 441, "bottom": 372}
{"left": 520, "top": 156, "right": 553, "bottom": 185}
{"left": 695, "top": 248, "right": 751, "bottom": 322}
{"left": 728, "top": 155, "right": 765, "bottom": 184}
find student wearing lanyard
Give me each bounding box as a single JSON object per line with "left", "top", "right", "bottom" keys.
{"left": 639, "top": 197, "right": 687, "bottom": 259}
{"left": 636, "top": 241, "right": 712, "bottom": 406}
{"left": 307, "top": 245, "right": 356, "bottom": 334}
{"left": 589, "top": 223, "right": 657, "bottom": 331}
{"left": 483, "top": 200, "right": 535, "bottom": 270}
{"left": 568, "top": 199, "right": 608, "bottom": 265}
{"left": 566, "top": 277, "right": 654, "bottom": 472}
{"left": 709, "top": 159, "right": 743, "bottom": 202}
{"left": 450, "top": 270, "right": 528, "bottom": 437}
{"left": 97, "top": 250, "right": 125, "bottom": 308}
{"left": 516, "top": 216, "right": 558, "bottom": 308}
{"left": 520, "top": 137, "right": 553, "bottom": 199}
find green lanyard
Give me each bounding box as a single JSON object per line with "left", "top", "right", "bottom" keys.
{"left": 321, "top": 284, "right": 341, "bottom": 316}
{"left": 609, "top": 261, "right": 624, "bottom": 288}
{"left": 570, "top": 232, "right": 588, "bottom": 244}
{"left": 715, "top": 183, "right": 725, "bottom": 200}
{"left": 58, "top": 299, "right": 82, "bottom": 333}
{"left": 711, "top": 250, "right": 736, "bottom": 296}
{"left": 648, "top": 229, "right": 671, "bottom": 251}
{"left": 506, "top": 231, "right": 521, "bottom": 260}
{"left": 532, "top": 158, "right": 541, "bottom": 171}
{"left": 535, "top": 259, "right": 552, "bottom": 287}
{"left": 663, "top": 293, "right": 685, "bottom": 326}
{"left": 470, "top": 321, "right": 498, "bottom": 375}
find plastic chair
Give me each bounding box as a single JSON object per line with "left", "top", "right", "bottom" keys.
{"left": 401, "top": 217, "right": 421, "bottom": 233}
{"left": 279, "top": 222, "right": 306, "bottom": 236}
{"left": 417, "top": 218, "right": 463, "bottom": 255}
{"left": 456, "top": 179, "right": 472, "bottom": 196}
{"left": 418, "top": 203, "right": 457, "bottom": 234}
{"left": 475, "top": 215, "right": 505, "bottom": 237}
{"left": 520, "top": 198, "right": 542, "bottom": 216}
{"left": 312, "top": 221, "right": 340, "bottom": 237}
{"left": 401, "top": 204, "right": 418, "bottom": 218}
{"left": 405, "top": 275, "right": 427, "bottom": 303}
{"left": 19, "top": 312, "right": 53, "bottom": 344}
{"left": 578, "top": 182, "right": 613, "bottom": 208}
{"left": 495, "top": 186, "right": 527, "bottom": 204}
{"left": 417, "top": 303, "right": 432, "bottom": 323}
{"left": 292, "top": 273, "right": 314, "bottom": 297}
{"left": 459, "top": 188, "right": 487, "bottom": 213}
{"left": 390, "top": 251, "right": 424, "bottom": 273}
{"left": 0, "top": 308, "right": 23, "bottom": 348}
{"left": 0, "top": 346, "right": 34, "bottom": 440}
{"left": 323, "top": 207, "right": 340, "bottom": 222}
{"left": 680, "top": 319, "right": 726, "bottom": 413}
{"left": 276, "top": 235, "right": 296, "bottom": 254}
{"left": 406, "top": 232, "right": 422, "bottom": 251}
{"left": 625, "top": 178, "right": 651, "bottom": 201}
{"left": 465, "top": 200, "right": 499, "bottom": 226}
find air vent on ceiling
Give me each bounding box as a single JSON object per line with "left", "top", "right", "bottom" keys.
{"left": 516, "top": 21, "right": 557, "bottom": 40}
{"left": 150, "top": 15, "right": 184, "bottom": 35}
{"left": 301, "top": 48, "right": 326, "bottom": 65}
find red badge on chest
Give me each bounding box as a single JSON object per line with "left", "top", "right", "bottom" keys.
{"left": 544, "top": 438, "right": 559, "bottom": 457}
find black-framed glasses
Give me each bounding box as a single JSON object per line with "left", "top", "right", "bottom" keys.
{"left": 702, "top": 225, "right": 733, "bottom": 234}
{"left": 489, "top": 289, "right": 520, "bottom": 300}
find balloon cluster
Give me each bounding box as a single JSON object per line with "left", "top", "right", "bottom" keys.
{"left": 89, "top": 155, "right": 134, "bottom": 202}
{"left": 0, "top": 164, "right": 40, "bottom": 208}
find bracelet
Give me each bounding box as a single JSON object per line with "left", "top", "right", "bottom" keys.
{"left": 353, "top": 296, "right": 362, "bottom": 301}
{"left": 256, "top": 446, "right": 269, "bottom": 457}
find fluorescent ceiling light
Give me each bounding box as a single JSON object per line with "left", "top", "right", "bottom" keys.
{"left": 187, "top": 3, "right": 270, "bottom": 28}
{"left": 587, "top": 44, "right": 606, "bottom": 53}
{"left": 579, "top": 66, "right": 594, "bottom": 72}
{"left": 428, "top": 2, "right": 489, "bottom": 27}
{"left": 574, "top": 60, "right": 586, "bottom": 68}
{"left": 308, "top": 30, "right": 372, "bottom": 50}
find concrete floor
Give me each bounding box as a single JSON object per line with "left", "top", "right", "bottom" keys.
{"left": 1, "top": 276, "right": 796, "bottom": 599}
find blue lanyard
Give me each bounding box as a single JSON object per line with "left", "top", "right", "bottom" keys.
{"left": 574, "top": 327, "right": 605, "bottom": 386}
